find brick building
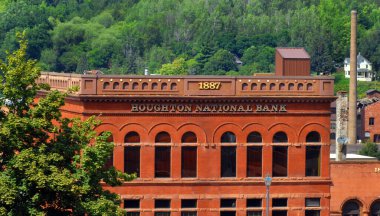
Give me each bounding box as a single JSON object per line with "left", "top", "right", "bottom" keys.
{"left": 35, "top": 48, "right": 339, "bottom": 216}
{"left": 357, "top": 90, "right": 380, "bottom": 143}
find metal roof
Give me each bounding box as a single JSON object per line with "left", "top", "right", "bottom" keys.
{"left": 276, "top": 47, "right": 310, "bottom": 59}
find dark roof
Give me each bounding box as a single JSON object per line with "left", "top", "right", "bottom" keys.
{"left": 276, "top": 47, "right": 310, "bottom": 59}
{"left": 344, "top": 53, "right": 371, "bottom": 64}
{"left": 366, "top": 89, "right": 380, "bottom": 95}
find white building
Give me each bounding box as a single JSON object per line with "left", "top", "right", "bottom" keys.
{"left": 344, "top": 53, "right": 374, "bottom": 81}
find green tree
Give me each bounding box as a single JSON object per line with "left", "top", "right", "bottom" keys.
{"left": 0, "top": 33, "right": 133, "bottom": 215}
{"left": 203, "top": 49, "right": 237, "bottom": 75}
{"left": 359, "top": 142, "right": 380, "bottom": 159}
{"left": 158, "top": 57, "right": 188, "bottom": 75}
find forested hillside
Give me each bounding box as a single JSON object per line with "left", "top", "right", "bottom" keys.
{"left": 0, "top": 0, "right": 379, "bottom": 75}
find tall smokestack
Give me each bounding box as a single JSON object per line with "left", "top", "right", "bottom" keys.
{"left": 348, "top": 10, "right": 357, "bottom": 145}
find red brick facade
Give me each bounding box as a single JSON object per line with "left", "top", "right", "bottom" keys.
{"left": 37, "top": 72, "right": 335, "bottom": 216}
{"left": 360, "top": 101, "right": 380, "bottom": 143}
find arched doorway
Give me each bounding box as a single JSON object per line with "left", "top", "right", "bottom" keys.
{"left": 342, "top": 200, "right": 361, "bottom": 216}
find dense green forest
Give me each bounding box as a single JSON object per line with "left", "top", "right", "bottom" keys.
{"left": 0, "top": 0, "right": 379, "bottom": 75}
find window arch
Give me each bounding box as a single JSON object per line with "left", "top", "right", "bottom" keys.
{"left": 307, "top": 83, "right": 313, "bottom": 91}
{"left": 103, "top": 82, "right": 110, "bottom": 89}
{"left": 155, "top": 132, "right": 171, "bottom": 143}
{"left": 221, "top": 132, "right": 236, "bottom": 143}
{"left": 124, "top": 131, "right": 140, "bottom": 143}
{"left": 132, "top": 82, "right": 138, "bottom": 90}
{"left": 251, "top": 83, "right": 257, "bottom": 90}
{"left": 123, "top": 82, "right": 129, "bottom": 89}
{"left": 342, "top": 200, "right": 361, "bottom": 216}
{"left": 270, "top": 83, "right": 276, "bottom": 90}
{"left": 273, "top": 131, "right": 288, "bottom": 143}
{"left": 181, "top": 132, "right": 197, "bottom": 143}
{"left": 242, "top": 83, "right": 248, "bottom": 90}
{"left": 370, "top": 200, "right": 380, "bottom": 216}
{"left": 152, "top": 82, "right": 158, "bottom": 90}
{"left": 247, "top": 132, "right": 262, "bottom": 143}
{"left": 113, "top": 82, "right": 119, "bottom": 89}
{"left": 260, "top": 83, "right": 266, "bottom": 90}
{"left": 279, "top": 83, "right": 285, "bottom": 90}
{"left": 306, "top": 131, "right": 321, "bottom": 143}
{"left": 297, "top": 83, "right": 303, "bottom": 90}
{"left": 161, "top": 83, "right": 168, "bottom": 90}
{"left": 288, "top": 83, "right": 294, "bottom": 90}
{"left": 142, "top": 82, "right": 148, "bottom": 90}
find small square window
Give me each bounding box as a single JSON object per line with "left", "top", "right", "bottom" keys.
{"left": 155, "top": 212, "right": 170, "bottom": 216}
{"left": 221, "top": 199, "right": 236, "bottom": 208}
{"left": 181, "top": 199, "right": 197, "bottom": 208}
{"left": 272, "top": 198, "right": 287, "bottom": 207}
{"left": 305, "top": 210, "right": 320, "bottom": 216}
{"left": 272, "top": 210, "right": 287, "bottom": 216}
{"left": 247, "top": 199, "right": 262, "bottom": 208}
{"left": 305, "top": 198, "right": 320, "bottom": 207}
{"left": 155, "top": 200, "right": 171, "bottom": 208}
{"left": 247, "top": 211, "right": 262, "bottom": 216}
{"left": 370, "top": 117, "right": 375, "bottom": 125}
{"left": 181, "top": 212, "right": 196, "bottom": 216}
{"left": 126, "top": 212, "right": 140, "bottom": 216}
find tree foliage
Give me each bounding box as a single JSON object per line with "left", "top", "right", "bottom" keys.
{"left": 0, "top": 33, "right": 133, "bottom": 216}
{"left": 0, "top": 0, "right": 379, "bottom": 75}
{"left": 359, "top": 142, "right": 380, "bottom": 159}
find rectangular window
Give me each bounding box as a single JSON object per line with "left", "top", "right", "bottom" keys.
{"left": 125, "top": 200, "right": 140, "bottom": 216}
{"left": 272, "top": 198, "right": 287, "bottom": 207}
{"left": 272, "top": 146, "right": 288, "bottom": 177}
{"left": 181, "top": 199, "right": 197, "bottom": 216}
{"left": 247, "top": 212, "right": 262, "bottom": 216}
{"left": 220, "top": 212, "right": 235, "bottom": 216}
{"left": 155, "top": 212, "right": 170, "bottom": 216}
{"left": 221, "top": 199, "right": 236, "bottom": 208}
{"left": 155, "top": 200, "right": 171, "bottom": 208}
{"left": 182, "top": 147, "right": 197, "bottom": 178}
{"left": 247, "top": 146, "right": 262, "bottom": 177}
{"left": 221, "top": 147, "right": 236, "bottom": 177}
{"left": 306, "top": 146, "right": 321, "bottom": 176}
{"left": 181, "top": 199, "right": 197, "bottom": 208}
{"left": 370, "top": 117, "right": 375, "bottom": 125}
{"left": 155, "top": 147, "right": 171, "bottom": 178}
{"left": 247, "top": 199, "right": 262, "bottom": 208}
{"left": 272, "top": 210, "right": 287, "bottom": 216}
{"left": 305, "top": 210, "right": 320, "bottom": 216}
{"left": 305, "top": 198, "right": 320, "bottom": 207}
{"left": 124, "top": 147, "right": 140, "bottom": 177}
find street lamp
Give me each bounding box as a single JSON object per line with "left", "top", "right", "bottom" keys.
{"left": 264, "top": 174, "right": 272, "bottom": 216}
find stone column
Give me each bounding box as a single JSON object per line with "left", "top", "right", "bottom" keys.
{"left": 348, "top": 10, "right": 358, "bottom": 145}
{"left": 336, "top": 91, "right": 348, "bottom": 161}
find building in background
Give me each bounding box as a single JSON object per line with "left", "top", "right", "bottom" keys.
{"left": 344, "top": 53, "right": 374, "bottom": 81}
{"left": 357, "top": 90, "right": 380, "bottom": 143}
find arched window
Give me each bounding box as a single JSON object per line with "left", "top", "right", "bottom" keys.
{"left": 221, "top": 132, "right": 236, "bottom": 143}
{"left": 342, "top": 200, "right": 360, "bottom": 216}
{"left": 113, "top": 82, "right": 119, "bottom": 89}
{"left": 103, "top": 82, "right": 110, "bottom": 89}
{"left": 142, "top": 82, "right": 148, "bottom": 90}
{"left": 242, "top": 83, "right": 248, "bottom": 90}
{"left": 123, "top": 82, "right": 129, "bottom": 89}
{"left": 260, "top": 83, "right": 266, "bottom": 90}
{"left": 279, "top": 83, "right": 285, "bottom": 90}
{"left": 306, "top": 131, "right": 321, "bottom": 143}
{"left": 170, "top": 83, "right": 177, "bottom": 90}
{"left": 288, "top": 83, "right": 294, "bottom": 90}
{"left": 273, "top": 132, "right": 288, "bottom": 143}
{"left": 152, "top": 82, "right": 158, "bottom": 90}
{"left": 124, "top": 132, "right": 141, "bottom": 177}
{"left": 124, "top": 131, "right": 140, "bottom": 143}
{"left": 155, "top": 132, "right": 171, "bottom": 143}
{"left": 297, "top": 83, "right": 303, "bottom": 90}
{"left": 132, "top": 82, "right": 138, "bottom": 90}
{"left": 370, "top": 200, "right": 380, "bottom": 216}
{"left": 161, "top": 83, "right": 168, "bottom": 90}
{"left": 251, "top": 83, "right": 257, "bottom": 90}
{"left": 270, "top": 83, "right": 276, "bottom": 90}
{"left": 100, "top": 132, "right": 113, "bottom": 168}
{"left": 247, "top": 132, "right": 262, "bottom": 143}
{"left": 307, "top": 83, "right": 313, "bottom": 91}
{"left": 181, "top": 132, "right": 197, "bottom": 143}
